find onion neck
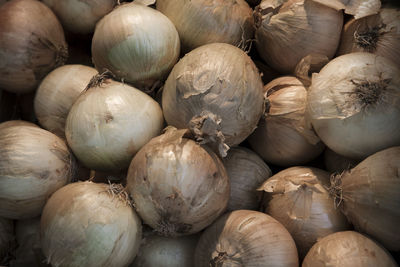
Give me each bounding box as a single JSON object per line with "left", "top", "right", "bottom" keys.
{"left": 350, "top": 79, "right": 390, "bottom": 110}
{"left": 354, "top": 24, "right": 384, "bottom": 52}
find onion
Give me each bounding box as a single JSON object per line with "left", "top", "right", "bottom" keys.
{"left": 223, "top": 147, "right": 272, "bottom": 211}
{"left": 92, "top": 2, "right": 180, "bottom": 90}
{"left": 126, "top": 127, "right": 230, "bottom": 237}
{"left": 156, "top": 0, "right": 254, "bottom": 53}
{"left": 303, "top": 231, "right": 397, "bottom": 267}
{"left": 259, "top": 166, "right": 350, "bottom": 258}
{"left": 0, "top": 0, "right": 67, "bottom": 94}
{"left": 248, "top": 76, "right": 325, "bottom": 166}
{"left": 329, "top": 146, "right": 400, "bottom": 251}
{"left": 324, "top": 148, "right": 360, "bottom": 173}
{"left": 194, "top": 210, "right": 299, "bottom": 267}
{"left": 0, "top": 125, "right": 74, "bottom": 219}
{"left": 254, "top": 0, "right": 343, "bottom": 74}
{"left": 307, "top": 52, "right": 400, "bottom": 159}
{"left": 34, "top": 64, "right": 98, "bottom": 137}
{"left": 162, "top": 43, "right": 264, "bottom": 156}
{"left": 41, "top": 181, "right": 142, "bottom": 266}
{"left": 42, "top": 0, "right": 116, "bottom": 34}
{"left": 0, "top": 217, "right": 14, "bottom": 263}
{"left": 0, "top": 120, "right": 38, "bottom": 131}
{"left": 65, "top": 74, "right": 164, "bottom": 172}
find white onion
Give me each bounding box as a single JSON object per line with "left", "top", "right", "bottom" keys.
{"left": 0, "top": 217, "right": 14, "bottom": 263}
{"left": 41, "top": 181, "right": 142, "bottom": 266}
{"left": 324, "top": 148, "right": 360, "bottom": 173}
{"left": 307, "top": 52, "right": 400, "bottom": 159}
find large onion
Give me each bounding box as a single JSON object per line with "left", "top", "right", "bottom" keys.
{"left": 0, "top": 124, "right": 74, "bottom": 219}
{"left": 0, "top": 0, "right": 67, "bottom": 93}
{"left": 162, "top": 43, "right": 264, "bottom": 156}
{"left": 307, "top": 52, "right": 400, "bottom": 159}
{"left": 223, "top": 146, "right": 272, "bottom": 211}
{"left": 329, "top": 146, "right": 400, "bottom": 251}
{"left": 126, "top": 127, "right": 230, "bottom": 237}
{"left": 156, "top": 0, "right": 254, "bottom": 53}
{"left": 194, "top": 210, "right": 299, "bottom": 267}
{"left": 303, "top": 231, "right": 397, "bottom": 267}
{"left": 0, "top": 217, "right": 14, "bottom": 263}
{"left": 259, "top": 166, "right": 350, "bottom": 258}
{"left": 65, "top": 75, "right": 164, "bottom": 172}
{"left": 248, "top": 76, "right": 325, "bottom": 166}
{"left": 92, "top": 2, "right": 180, "bottom": 90}
{"left": 41, "top": 181, "right": 142, "bottom": 266}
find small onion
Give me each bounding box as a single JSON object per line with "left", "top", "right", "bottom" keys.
{"left": 303, "top": 231, "right": 397, "bottom": 267}
{"left": 0, "top": 0, "right": 67, "bottom": 93}
{"left": 126, "top": 127, "right": 230, "bottom": 236}
{"left": 248, "top": 76, "right": 325, "bottom": 166}
{"left": 254, "top": 0, "right": 343, "bottom": 74}
{"left": 259, "top": 166, "right": 350, "bottom": 258}
{"left": 324, "top": 148, "right": 360, "bottom": 174}
{"left": 194, "top": 210, "right": 299, "bottom": 267}
{"left": 156, "top": 0, "right": 254, "bottom": 53}
{"left": 162, "top": 43, "right": 264, "bottom": 156}
{"left": 34, "top": 64, "right": 98, "bottom": 137}
{"left": 222, "top": 146, "right": 272, "bottom": 211}
{"left": 307, "top": 52, "right": 400, "bottom": 159}
{"left": 92, "top": 2, "right": 180, "bottom": 90}
{"left": 0, "top": 217, "right": 14, "bottom": 262}
{"left": 65, "top": 75, "right": 164, "bottom": 172}
{"left": 41, "top": 181, "right": 142, "bottom": 266}
{"left": 329, "top": 146, "right": 400, "bottom": 251}
{"left": 0, "top": 125, "right": 74, "bottom": 219}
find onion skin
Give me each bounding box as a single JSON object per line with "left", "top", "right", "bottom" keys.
{"left": 0, "top": 120, "right": 38, "bottom": 131}
{"left": 303, "top": 231, "right": 398, "bottom": 267}
{"left": 0, "top": 0, "right": 67, "bottom": 94}
{"left": 194, "top": 210, "right": 299, "bottom": 267}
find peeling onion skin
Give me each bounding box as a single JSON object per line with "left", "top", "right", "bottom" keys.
{"left": 0, "top": 125, "right": 74, "bottom": 220}
{"left": 126, "top": 128, "right": 230, "bottom": 237}
{"left": 330, "top": 146, "right": 400, "bottom": 251}
{"left": 41, "top": 181, "right": 142, "bottom": 267}
{"left": 0, "top": 0, "right": 68, "bottom": 94}
{"left": 302, "top": 231, "right": 398, "bottom": 267}
{"left": 0, "top": 217, "right": 14, "bottom": 262}
{"left": 194, "top": 210, "right": 299, "bottom": 267}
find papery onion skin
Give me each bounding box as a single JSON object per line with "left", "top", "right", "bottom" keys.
{"left": 34, "top": 64, "right": 98, "bottom": 137}
{"left": 41, "top": 181, "right": 142, "bottom": 267}
{"left": 92, "top": 3, "right": 180, "bottom": 89}
{"left": 126, "top": 128, "right": 230, "bottom": 237}
{"left": 0, "top": 217, "right": 14, "bottom": 262}
{"left": 307, "top": 52, "right": 400, "bottom": 159}
{"left": 303, "top": 231, "right": 397, "bottom": 267}
{"left": 194, "top": 210, "right": 299, "bottom": 267}
{"left": 156, "top": 0, "right": 254, "bottom": 53}
{"left": 0, "top": 0, "right": 67, "bottom": 93}
{"left": 0, "top": 125, "right": 74, "bottom": 219}
{"left": 324, "top": 148, "right": 360, "bottom": 174}
{"left": 329, "top": 146, "right": 400, "bottom": 251}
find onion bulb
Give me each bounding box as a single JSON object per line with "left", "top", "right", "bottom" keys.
{"left": 194, "top": 210, "right": 299, "bottom": 267}
{"left": 303, "top": 231, "right": 397, "bottom": 267}
{"left": 156, "top": 0, "right": 254, "bottom": 53}
{"left": 162, "top": 43, "right": 264, "bottom": 156}
{"left": 0, "top": 124, "right": 74, "bottom": 219}
{"left": 329, "top": 146, "right": 400, "bottom": 251}
{"left": 223, "top": 147, "right": 272, "bottom": 211}
{"left": 65, "top": 74, "right": 164, "bottom": 172}
{"left": 254, "top": 0, "right": 343, "bottom": 74}
{"left": 248, "top": 76, "right": 325, "bottom": 166}
{"left": 41, "top": 181, "right": 142, "bottom": 267}
{"left": 0, "top": 217, "right": 14, "bottom": 262}
{"left": 259, "top": 166, "right": 350, "bottom": 258}
{"left": 307, "top": 52, "right": 400, "bottom": 159}
{"left": 324, "top": 148, "right": 360, "bottom": 173}
{"left": 92, "top": 2, "right": 180, "bottom": 90}
{"left": 126, "top": 127, "right": 230, "bottom": 237}
{"left": 0, "top": 0, "right": 67, "bottom": 94}
{"left": 34, "top": 64, "right": 98, "bottom": 137}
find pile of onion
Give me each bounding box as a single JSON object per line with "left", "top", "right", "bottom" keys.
{"left": 0, "top": 217, "right": 14, "bottom": 263}
{"left": 41, "top": 181, "right": 142, "bottom": 266}
{"left": 329, "top": 146, "right": 400, "bottom": 251}
{"left": 248, "top": 76, "right": 325, "bottom": 166}
{"left": 0, "top": 124, "right": 74, "bottom": 219}
{"left": 0, "top": 0, "right": 67, "bottom": 93}
{"left": 194, "top": 210, "right": 299, "bottom": 267}
{"left": 162, "top": 43, "right": 264, "bottom": 156}
{"left": 34, "top": 64, "right": 98, "bottom": 137}
{"left": 307, "top": 52, "right": 400, "bottom": 159}
{"left": 126, "top": 127, "right": 230, "bottom": 237}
